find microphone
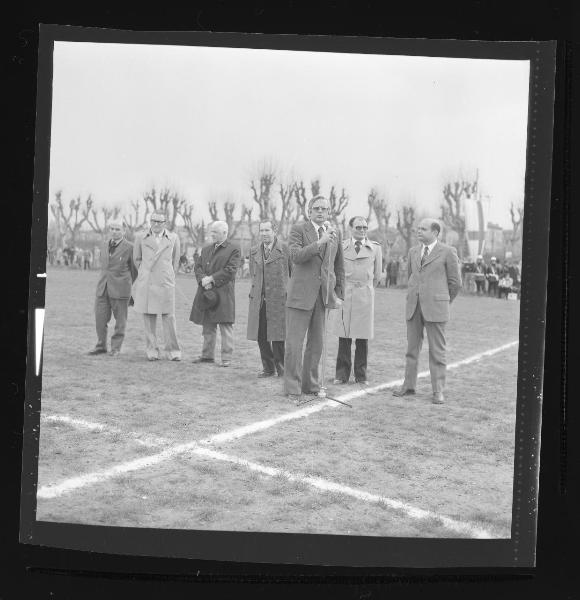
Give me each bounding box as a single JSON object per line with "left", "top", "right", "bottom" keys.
{"left": 323, "top": 221, "right": 336, "bottom": 234}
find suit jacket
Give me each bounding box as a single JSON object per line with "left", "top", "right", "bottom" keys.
{"left": 95, "top": 238, "right": 137, "bottom": 300}
{"left": 247, "top": 238, "right": 291, "bottom": 342}
{"left": 190, "top": 240, "right": 240, "bottom": 325}
{"left": 406, "top": 241, "right": 462, "bottom": 322}
{"left": 286, "top": 221, "right": 345, "bottom": 310}
{"left": 132, "top": 229, "right": 180, "bottom": 314}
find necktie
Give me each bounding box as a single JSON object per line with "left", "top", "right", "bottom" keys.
{"left": 109, "top": 241, "right": 117, "bottom": 255}
{"left": 421, "top": 245, "right": 429, "bottom": 265}
{"left": 264, "top": 244, "right": 270, "bottom": 259}
{"left": 318, "top": 226, "right": 325, "bottom": 240}
{"left": 355, "top": 241, "right": 361, "bottom": 254}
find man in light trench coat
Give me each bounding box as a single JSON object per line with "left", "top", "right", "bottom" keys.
{"left": 246, "top": 220, "right": 292, "bottom": 378}
{"left": 132, "top": 210, "right": 182, "bottom": 361}
{"left": 333, "top": 216, "right": 382, "bottom": 385}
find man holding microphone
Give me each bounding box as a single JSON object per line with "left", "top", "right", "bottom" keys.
{"left": 283, "top": 195, "right": 345, "bottom": 404}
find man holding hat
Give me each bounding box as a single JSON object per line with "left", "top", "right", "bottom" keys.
{"left": 190, "top": 221, "right": 240, "bottom": 367}
{"left": 132, "top": 210, "right": 182, "bottom": 361}
{"left": 89, "top": 220, "right": 137, "bottom": 356}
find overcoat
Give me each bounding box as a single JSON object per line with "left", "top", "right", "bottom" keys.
{"left": 95, "top": 238, "right": 137, "bottom": 299}
{"left": 286, "top": 221, "right": 345, "bottom": 310}
{"left": 190, "top": 240, "right": 240, "bottom": 325}
{"left": 132, "top": 229, "right": 180, "bottom": 314}
{"left": 246, "top": 238, "right": 291, "bottom": 342}
{"left": 405, "top": 241, "right": 462, "bottom": 322}
{"left": 333, "top": 238, "right": 382, "bottom": 340}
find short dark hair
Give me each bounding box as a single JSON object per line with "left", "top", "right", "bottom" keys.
{"left": 430, "top": 221, "right": 441, "bottom": 235}
{"left": 308, "top": 195, "right": 328, "bottom": 211}
{"left": 349, "top": 216, "right": 367, "bottom": 228}
{"left": 259, "top": 219, "right": 276, "bottom": 231}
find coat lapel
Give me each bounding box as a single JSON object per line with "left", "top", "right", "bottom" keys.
{"left": 264, "top": 238, "right": 282, "bottom": 264}
{"left": 413, "top": 245, "right": 422, "bottom": 273}
{"left": 421, "top": 242, "right": 443, "bottom": 270}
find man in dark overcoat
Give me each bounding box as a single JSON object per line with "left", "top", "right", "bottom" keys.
{"left": 88, "top": 220, "right": 137, "bottom": 356}
{"left": 246, "top": 220, "right": 291, "bottom": 378}
{"left": 283, "top": 196, "right": 345, "bottom": 403}
{"left": 190, "top": 221, "right": 240, "bottom": 367}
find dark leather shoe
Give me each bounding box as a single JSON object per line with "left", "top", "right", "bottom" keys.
{"left": 109, "top": 350, "right": 120, "bottom": 357}
{"left": 192, "top": 357, "right": 214, "bottom": 363}
{"left": 302, "top": 390, "right": 320, "bottom": 396}
{"left": 286, "top": 394, "right": 302, "bottom": 404}
{"left": 392, "top": 386, "right": 415, "bottom": 397}
{"left": 88, "top": 348, "right": 107, "bottom": 355}
{"left": 257, "top": 371, "right": 275, "bottom": 378}
{"left": 333, "top": 378, "right": 347, "bottom": 384}
{"left": 432, "top": 392, "right": 445, "bottom": 404}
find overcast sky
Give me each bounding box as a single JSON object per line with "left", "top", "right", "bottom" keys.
{"left": 49, "top": 41, "right": 530, "bottom": 229}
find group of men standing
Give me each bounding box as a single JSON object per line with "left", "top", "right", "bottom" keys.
{"left": 88, "top": 197, "right": 462, "bottom": 406}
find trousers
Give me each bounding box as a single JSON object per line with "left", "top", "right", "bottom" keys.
{"left": 257, "top": 301, "right": 284, "bottom": 374}
{"left": 403, "top": 300, "right": 447, "bottom": 394}
{"left": 94, "top": 293, "right": 129, "bottom": 352}
{"left": 283, "top": 291, "right": 325, "bottom": 396}
{"left": 201, "top": 322, "right": 234, "bottom": 362}
{"left": 335, "top": 337, "right": 368, "bottom": 382}
{"left": 142, "top": 313, "right": 181, "bottom": 359}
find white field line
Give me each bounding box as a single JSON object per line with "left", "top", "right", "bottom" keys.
{"left": 192, "top": 446, "right": 496, "bottom": 538}
{"left": 41, "top": 415, "right": 169, "bottom": 448}
{"left": 200, "top": 340, "right": 519, "bottom": 445}
{"left": 37, "top": 416, "right": 496, "bottom": 537}
{"left": 38, "top": 340, "right": 518, "bottom": 533}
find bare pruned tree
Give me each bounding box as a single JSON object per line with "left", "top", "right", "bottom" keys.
{"left": 509, "top": 201, "right": 524, "bottom": 242}
{"left": 328, "top": 185, "right": 349, "bottom": 227}
{"left": 50, "top": 190, "right": 90, "bottom": 246}
{"left": 123, "top": 198, "right": 150, "bottom": 235}
{"left": 396, "top": 205, "right": 416, "bottom": 256}
{"left": 83, "top": 198, "right": 121, "bottom": 239}
{"left": 441, "top": 178, "right": 477, "bottom": 258}
{"left": 177, "top": 202, "right": 206, "bottom": 248}
{"left": 250, "top": 168, "right": 276, "bottom": 221}
{"left": 141, "top": 186, "right": 185, "bottom": 231}
{"left": 367, "top": 188, "right": 391, "bottom": 243}
{"left": 291, "top": 181, "right": 310, "bottom": 222}
{"left": 276, "top": 181, "right": 296, "bottom": 238}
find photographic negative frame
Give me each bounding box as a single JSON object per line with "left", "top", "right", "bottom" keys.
{"left": 19, "top": 25, "right": 557, "bottom": 569}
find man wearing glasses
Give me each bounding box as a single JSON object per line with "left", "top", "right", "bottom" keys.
{"left": 133, "top": 210, "right": 182, "bottom": 361}
{"left": 284, "top": 195, "right": 345, "bottom": 404}
{"left": 333, "top": 216, "right": 382, "bottom": 386}
{"left": 89, "top": 220, "right": 137, "bottom": 356}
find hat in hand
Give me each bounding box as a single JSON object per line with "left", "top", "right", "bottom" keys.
{"left": 199, "top": 289, "right": 219, "bottom": 310}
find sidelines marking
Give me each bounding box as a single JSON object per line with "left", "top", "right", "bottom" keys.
{"left": 200, "top": 340, "right": 519, "bottom": 445}
{"left": 38, "top": 341, "right": 518, "bottom": 533}
{"left": 38, "top": 440, "right": 198, "bottom": 499}
{"left": 42, "top": 415, "right": 169, "bottom": 448}
{"left": 38, "top": 416, "right": 496, "bottom": 537}
{"left": 192, "top": 447, "right": 496, "bottom": 538}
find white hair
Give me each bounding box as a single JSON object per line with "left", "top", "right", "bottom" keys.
{"left": 211, "top": 220, "right": 228, "bottom": 234}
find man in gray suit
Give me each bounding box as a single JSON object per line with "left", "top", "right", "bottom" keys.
{"left": 392, "top": 218, "right": 461, "bottom": 404}
{"left": 89, "top": 220, "right": 137, "bottom": 356}
{"left": 284, "top": 196, "right": 345, "bottom": 404}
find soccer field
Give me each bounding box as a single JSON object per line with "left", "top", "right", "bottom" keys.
{"left": 36, "top": 267, "right": 521, "bottom": 538}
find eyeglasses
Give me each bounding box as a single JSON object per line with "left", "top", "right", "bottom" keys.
{"left": 355, "top": 226, "right": 368, "bottom": 231}
{"left": 151, "top": 220, "right": 166, "bottom": 224}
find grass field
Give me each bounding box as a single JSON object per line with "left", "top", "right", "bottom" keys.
{"left": 36, "top": 266, "right": 521, "bottom": 538}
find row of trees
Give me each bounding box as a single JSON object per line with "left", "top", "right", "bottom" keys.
{"left": 48, "top": 167, "right": 524, "bottom": 260}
